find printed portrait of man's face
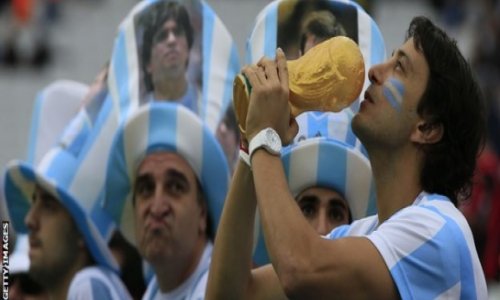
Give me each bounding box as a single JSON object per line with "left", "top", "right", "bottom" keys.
{"left": 277, "top": 0, "right": 358, "bottom": 60}
{"left": 135, "top": 0, "right": 203, "bottom": 107}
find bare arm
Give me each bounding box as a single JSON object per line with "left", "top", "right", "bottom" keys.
{"left": 251, "top": 151, "right": 398, "bottom": 299}
{"left": 244, "top": 49, "right": 399, "bottom": 299}
{"left": 206, "top": 160, "right": 286, "bottom": 300}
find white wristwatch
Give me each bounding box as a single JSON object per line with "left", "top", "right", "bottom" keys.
{"left": 249, "top": 128, "right": 282, "bottom": 161}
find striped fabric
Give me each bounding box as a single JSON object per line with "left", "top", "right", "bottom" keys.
{"left": 3, "top": 108, "right": 120, "bottom": 273}
{"left": 252, "top": 137, "right": 375, "bottom": 265}
{"left": 245, "top": 0, "right": 386, "bottom": 151}
{"left": 293, "top": 110, "right": 358, "bottom": 149}
{"left": 107, "top": 0, "right": 240, "bottom": 133}
{"left": 283, "top": 137, "right": 375, "bottom": 219}
{"left": 26, "top": 80, "right": 89, "bottom": 166}
{"left": 67, "top": 266, "right": 132, "bottom": 300}
{"left": 66, "top": 0, "right": 238, "bottom": 243}
{"left": 326, "top": 192, "right": 488, "bottom": 299}
{"left": 246, "top": 0, "right": 384, "bottom": 265}
{"left": 102, "top": 103, "right": 229, "bottom": 246}
{"left": 1, "top": 80, "right": 88, "bottom": 241}
{"left": 245, "top": 0, "right": 386, "bottom": 112}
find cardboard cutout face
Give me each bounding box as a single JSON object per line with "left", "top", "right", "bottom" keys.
{"left": 277, "top": 0, "right": 358, "bottom": 60}
{"left": 134, "top": 0, "right": 203, "bottom": 110}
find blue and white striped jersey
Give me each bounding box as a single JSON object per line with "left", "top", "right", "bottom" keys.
{"left": 67, "top": 266, "right": 132, "bottom": 300}
{"left": 326, "top": 192, "right": 488, "bottom": 299}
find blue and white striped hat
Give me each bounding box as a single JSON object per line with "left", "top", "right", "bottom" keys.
{"left": 3, "top": 110, "right": 120, "bottom": 273}
{"left": 108, "top": 0, "right": 240, "bottom": 132}
{"left": 294, "top": 110, "right": 357, "bottom": 147}
{"left": 245, "top": 0, "right": 386, "bottom": 128}
{"left": 26, "top": 80, "right": 89, "bottom": 166}
{"left": 283, "top": 137, "right": 375, "bottom": 218}
{"left": 252, "top": 136, "right": 375, "bottom": 265}
{"left": 247, "top": 0, "right": 383, "bottom": 265}
{"left": 102, "top": 102, "right": 230, "bottom": 246}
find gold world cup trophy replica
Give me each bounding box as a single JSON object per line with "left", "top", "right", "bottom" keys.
{"left": 233, "top": 36, "right": 365, "bottom": 135}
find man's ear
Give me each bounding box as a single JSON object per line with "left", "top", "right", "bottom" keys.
{"left": 411, "top": 121, "right": 444, "bottom": 144}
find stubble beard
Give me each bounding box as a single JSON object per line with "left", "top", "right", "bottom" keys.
{"left": 140, "top": 230, "right": 175, "bottom": 266}
{"left": 28, "top": 245, "right": 79, "bottom": 290}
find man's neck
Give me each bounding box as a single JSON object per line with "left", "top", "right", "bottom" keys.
{"left": 47, "top": 255, "right": 90, "bottom": 300}
{"left": 154, "top": 237, "right": 208, "bottom": 293}
{"left": 153, "top": 75, "right": 188, "bottom": 101}
{"left": 368, "top": 144, "right": 424, "bottom": 224}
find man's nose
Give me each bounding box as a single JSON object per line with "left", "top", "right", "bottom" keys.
{"left": 166, "top": 30, "right": 177, "bottom": 43}
{"left": 368, "top": 61, "right": 391, "bottom": 85}
{"left": 150, "top": 188, "right": 170, "bottom": 218}
{"left": 315, "top": 211, "right": 332, "bottom": 236}
{"left": 24, "top": 205, "right": 38, "bottom": 232}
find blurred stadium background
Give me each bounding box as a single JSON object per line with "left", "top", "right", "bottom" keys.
{"left": 1, "top": 1, "right": 498, "bottom": 296}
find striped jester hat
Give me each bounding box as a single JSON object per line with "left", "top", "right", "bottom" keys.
{"left": 102, "top": 102, "right": 230, "bottom": 246}
{"left": 3, "top": 110, "right": 120, "bottom": 273}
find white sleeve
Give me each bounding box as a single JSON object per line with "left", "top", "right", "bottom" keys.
{"left": 366, "top": 205, "right": 476, "bottom": 299}
{"left": 67, "top": 267, "right": 132, "bottom": 300}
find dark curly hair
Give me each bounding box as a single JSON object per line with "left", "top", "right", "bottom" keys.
{"left": 407, "top": 16, "right": 486, "bottom": 206}
{"left": 139, "top": 1, "right": 194, "bottom": 92}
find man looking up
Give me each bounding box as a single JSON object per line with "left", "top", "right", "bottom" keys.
{"left": 207, "top": 16, "right": 488, "bottom": 299}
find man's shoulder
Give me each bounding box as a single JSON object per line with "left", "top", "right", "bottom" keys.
{"left": 398, "top": 193, "right": 465, "bottom": 227}
{"left": 375, "top": 193, "right": 475, "bottom": 250}
{"left": 68, "top": 266, "right": 131, "bottom": 300}
{"left": 326, "top": 214, "right": 379, "bottom": 239}
{"left": 72, "top": 265, "right": 113, "bottom": 282}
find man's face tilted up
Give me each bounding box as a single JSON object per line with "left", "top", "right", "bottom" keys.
{"left": 352, "top": 37, "right": 430, "bottom": 148}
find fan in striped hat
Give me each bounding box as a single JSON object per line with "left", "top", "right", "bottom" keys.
{"left": 252, "top": 111, "right": 375, "bottom": 266}
{"left": 3, "top": 108, "right": 131, "bottom": 299}
{"left": 108, "top": 0, "right": 239, "bottom": 133}
{"left": 102, "top": 102, "right": 230, "bottom": 299}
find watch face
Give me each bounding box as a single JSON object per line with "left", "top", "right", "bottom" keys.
{"left": 265, "top": 128, "right": 281, "bottom": 152}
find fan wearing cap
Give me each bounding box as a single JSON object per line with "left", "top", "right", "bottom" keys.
{"left": 286, "top": 137, "right": 373, "bottom": 234}
{"left": 102, "top": 103, "right": 229, "bottom": 299}
{"left": 249, "top": 110, "right": 375, "bottom": 266}
{"left": 3, "top": 112, "right": 132, "bottom": 300}
{"left": 250, "top": 136, "right": 375, "bottom": 266}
